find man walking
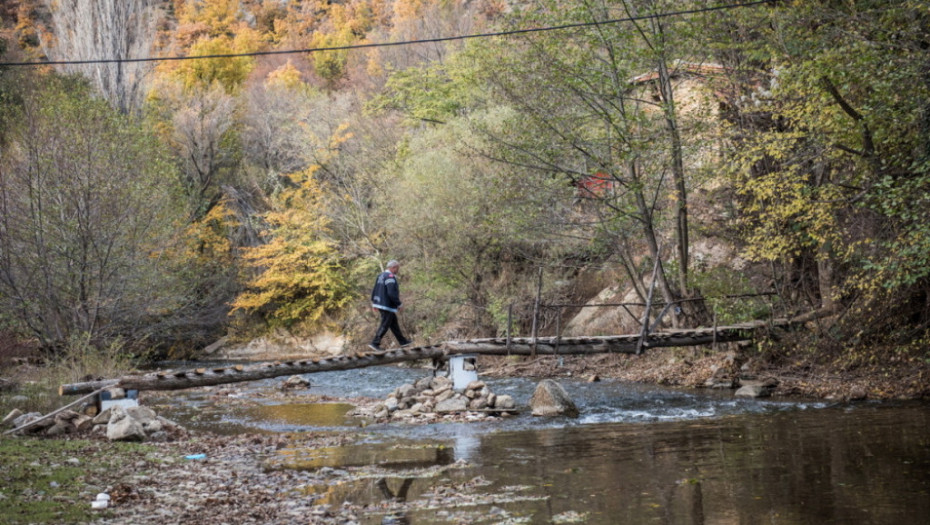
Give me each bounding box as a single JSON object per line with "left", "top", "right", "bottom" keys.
{"left": 369, "top": 260, "right": 412, "bottom": 351}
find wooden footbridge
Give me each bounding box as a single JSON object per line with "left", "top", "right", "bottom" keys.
{"left": 58, "top": 318, "right": 796, "bottom": 397}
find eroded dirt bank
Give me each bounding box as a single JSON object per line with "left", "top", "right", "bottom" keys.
{"left": 480, "top": 347, "right": 930, "bottom": 401}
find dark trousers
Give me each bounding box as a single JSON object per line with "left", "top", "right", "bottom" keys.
{"left": 372, "top": 309, "right": 409, "bottom": 347}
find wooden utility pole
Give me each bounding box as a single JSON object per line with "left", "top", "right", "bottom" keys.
{"left": 531, "top": 267, "right": 543, "bottom": 358}
{"left": 637, "top": 257, "right": 661, "bottom": 355}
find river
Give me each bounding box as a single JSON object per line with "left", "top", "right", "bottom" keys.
{"left": 150, "top": 364, "right": 930, "bottom": 524}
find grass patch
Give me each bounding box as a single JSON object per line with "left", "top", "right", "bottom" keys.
{"left": 1, "top": 334, "right": 138, "bottom": 416}
{"left": 0, "top": 436, "right": 161, "bottom": 524}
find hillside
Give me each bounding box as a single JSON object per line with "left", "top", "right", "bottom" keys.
{"left": 0, "top": 1, "right": 926, "bottom": 400}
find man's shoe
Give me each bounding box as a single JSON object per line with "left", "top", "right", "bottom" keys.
{"left": 399, "top": 340, "right": 414, "bottom": 348}
{"left": 367, "top": 343, "right": 381, "bottom": 352}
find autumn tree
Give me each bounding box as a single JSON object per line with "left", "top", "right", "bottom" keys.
{"left": 158, "top": 0, "right": 262, "bottom": 94}
{"left": 231, "top": 167, "right": 352, "bottom": 328}
{"left": 149, "top": 80, "right": 242, "bottom": 220}
{"left": 240, "top": 63, "right": 319, "bottom": 182}
{"left": 712, "top": 1, "right": 930, "bottom": 343}
{"left": 0, "top": 74, "right": 183, "bottom": 350}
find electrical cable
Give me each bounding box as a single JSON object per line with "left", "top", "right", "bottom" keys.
{"left": 0, "top": 1, "right": 772, "bottom": 68}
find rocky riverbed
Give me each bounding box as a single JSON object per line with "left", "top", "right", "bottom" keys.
{"left": 2, "top": 344, "right": 928, "bottom": 524}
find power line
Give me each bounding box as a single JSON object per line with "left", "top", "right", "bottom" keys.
{"left": 0, "top": 1, "right": 771, "bottom": 68}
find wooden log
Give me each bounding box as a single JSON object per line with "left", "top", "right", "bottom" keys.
{"left": 58, "top": 320, "right": 788, "bottom": 396}
{"left": 59, "top": 347, "right": 452, "bottom": 396}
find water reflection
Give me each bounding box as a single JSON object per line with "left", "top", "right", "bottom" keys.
{"left": 453, "top": 433, "right": 480, "bottom": 462}
{"left": 272, "top": 442, "right": 455, "bottom": 471}
{"left": 149, "top": 365, "right": 930, "bottom": 523}
{"left": 449, "top": 403, "right": 930, "bottom": 525}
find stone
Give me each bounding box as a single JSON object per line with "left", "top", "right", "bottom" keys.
{"left": 55, "top": 409, "right": 81, "bottom": 422}
{"left": 148, "top": 431, "right": 169, "bottom": 442}
{"left": 469, "top": 397, "right": 489, "bottom": 410}
{"left": 705, "top": 377, "right": 736, "bottom": 389}
{"left": 430, "top": 376, "right": 453, "bottom": 391}
{"left": 92, "top": 409, "right": 112, "bottom": 426}
{"left": 530, "top": 379, "right": 579, "bottom": 417}
{"left": 126, "top": 406, "right": 159, "bottom": 425}
{"left": 397, "top": 384, "right": 417, "bottom": 398}
{"left": 73, "top": 415, "right": 94, "bottom": 432}
{"left": 13, "top": 412, "right": 55, "bottom": 432}
{"left": 46, "top": 422, "right": 73, "bottom": 436}
{"left": 414, "top": 377, "right": 433, "bottom": 391}
{"left": 466, "top": 380, "right": 486, "bottom": 392}
{"left": 435, "top": 389, "right": 455, "bottom": 403}
{"left": 2, "top": 408, "right": 23, "bottom": 427}
{"left": 282, "top": 375, "right": 310, "bottom": 389}
{"left": 495, "top": 395, "right": 515, "bottom": 410}
{"left": 487, "top": 393, "right": 497, "bottom": 408}
{"left": 385, "top": 397, "right": 399, "bottom": 412}
{"left": 738, "top": 377, "right": 779, "bottom": 389}
{"left": 106, "top": 406, "right": 146, "bottom": 442}
{"left": 435, "top": 396, "right": 469, "bottom": 413}
{"left": 735, "top": 384, "right": 772, "bottom": 398}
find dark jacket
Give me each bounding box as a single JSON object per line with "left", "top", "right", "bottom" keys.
{"left": 371, "top": 270, "right": 402, "bottom": 312}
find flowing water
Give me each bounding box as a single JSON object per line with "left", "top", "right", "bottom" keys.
{"left": 152, "top": 364, "right": 930, "bottom": 524}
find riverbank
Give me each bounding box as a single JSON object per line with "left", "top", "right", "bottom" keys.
{"left": 0, "top": 431, "right": 370, "bottom": 525}
{"left": 479, "top": 346, "right": 930, "bottom": 401}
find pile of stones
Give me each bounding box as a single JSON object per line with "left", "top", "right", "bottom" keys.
{"left": 363, "top": 375, "right": 517, "bottom": 421}
{"left": 3, "top": 404, "right": 186, "bottom": 442}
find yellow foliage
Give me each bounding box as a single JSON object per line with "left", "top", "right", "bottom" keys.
{"left": 231, "top": 168, "right": 351, "bottom": 327}
{"left": 181, "top": 196, "right": 238, "bottom": 266}
{"left": 393, "top": 0, "right": 432, "bottom": 21}
{"left": 172, "top": 29, "right": 261, "bottom": 92}
{"left": 177, "top": 0, "right": 241, "bottom": 37}
{"left": 731, "top": 132, "right": 843, "bottom": 263}
{"left": 265, "top": 61, "right": 304, "bottom": 90}
{"left": 310, "top": 28, "right": 356, "bottom": 83}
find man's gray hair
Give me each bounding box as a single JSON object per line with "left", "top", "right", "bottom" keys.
{"left": 386, "top": 260, "right": 400, "bottom": 269}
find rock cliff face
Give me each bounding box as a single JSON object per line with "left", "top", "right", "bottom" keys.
{"left": 562, "top": 285, "right": 645, "bottom": 337}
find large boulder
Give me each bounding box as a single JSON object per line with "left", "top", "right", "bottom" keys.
{"left": 530, "top": 380, "right": 579, "bottom": 418}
